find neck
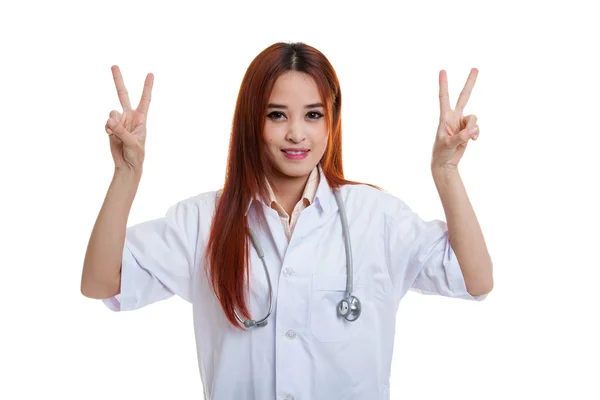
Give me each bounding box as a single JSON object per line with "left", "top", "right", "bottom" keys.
{"left": 268, "top": 173, "right": 309, "bottom": 205}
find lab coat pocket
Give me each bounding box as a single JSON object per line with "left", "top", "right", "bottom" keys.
{"left": 309, "top": 273, "right": 367, "bottom": 343}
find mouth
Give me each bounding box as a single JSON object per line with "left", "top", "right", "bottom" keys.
{"left": 281, "top": 148, "right": 309, "bottom": 155}
{"left": 281, "top": 148, "right": 309, "bottom": 159}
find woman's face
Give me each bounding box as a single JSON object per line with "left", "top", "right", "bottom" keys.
{"left": 262, "top": 71, "right": 329, "bottom": 181}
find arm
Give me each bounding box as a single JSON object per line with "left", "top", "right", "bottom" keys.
{"left": 432, "top": 166, "right": 493, "bottom": 296}
{"left": 80, "top": 169, "right": 141, "bottom": 299}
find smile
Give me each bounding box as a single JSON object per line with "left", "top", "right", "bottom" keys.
{"left": 282, "top": 150, "right": 307, "bottom": 155}
{"left": 281, "top": 149, "right": 309, "bottom": 159}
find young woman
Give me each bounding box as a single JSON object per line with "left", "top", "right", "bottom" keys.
{"left": 81, "top": 41, "right": 493, "bottom": 400}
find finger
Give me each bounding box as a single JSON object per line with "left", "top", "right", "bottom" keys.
{"left": 439, "top": 70, "right": 451, "bottom": 115}
{"left": 107, "top": 118, "right": 134, "bottom": 145}
{"left": 455, "top": 68, "right": 478, "bottom": 113}
{"left": 137, "top": 73, "right": 154, "bottom": 116}
{"left": 472, "top": 125, "right": 480, "bottom": 140}
{"left": 105, "top": 119, "right": 114, "bottom": 135}
{"left": 463, "top": 114, "right": 478, "bottom": 131}
{"left": 109, "top": 110, "right": 122, "bottom": 121}
{"left": 111, "top": 65, "right": 132, "bottom": 111}
{"left": 106, "top": 112, "right": 121, "bottom": 135}
{"left": 462, "top": 115, "right": 479, "bottom": 140}
{"left": 106, "top": 118, "right": 117, "bottom": 135}
{"left": 451, "top": 125, "right": 476, "bottom": 147}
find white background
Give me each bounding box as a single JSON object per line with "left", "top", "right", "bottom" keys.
{"left": 1, "top": 0, "right": 598, "bottom": 399}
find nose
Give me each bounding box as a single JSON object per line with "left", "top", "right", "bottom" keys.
{"left": 285, "top": 122, "right": 306, "bottom": 143}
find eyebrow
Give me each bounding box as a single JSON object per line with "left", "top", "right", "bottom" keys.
{"left": 267, "top": 103, "right": 324, "bottom": 109}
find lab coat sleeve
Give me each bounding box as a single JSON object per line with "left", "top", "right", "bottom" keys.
{"left": 383, "top": 195, "right": 488, "bottom": 303}
{"left": 102, "top": 198, "right": 199, "bottom": 311}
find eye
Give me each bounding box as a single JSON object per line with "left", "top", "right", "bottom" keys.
{"left": 267, "top": 111, "right": 285, "bottom": 120}
{"left": 307, "top": 111, "right": 324, "bottom": 120}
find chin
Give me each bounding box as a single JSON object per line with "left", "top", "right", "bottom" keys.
{"left": 277, "top": 164, "right": 314, "bottom": 178}
{"left": 271, "top": 156, "right": 316, "bottom": 178}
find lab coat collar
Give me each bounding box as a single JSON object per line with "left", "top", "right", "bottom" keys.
{"left": 312, "top": 164, "right": 338, "bottom": 215}
{"left": 244, "top": 163, "right": 338, "bottom": 217}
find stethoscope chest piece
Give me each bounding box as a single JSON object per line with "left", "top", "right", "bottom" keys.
{"left": 337, "top": 295, "right": 361, "bottom": 321}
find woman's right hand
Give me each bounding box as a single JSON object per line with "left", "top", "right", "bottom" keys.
{"left": 105, "top": 65, "right": 154, "bottom": 174}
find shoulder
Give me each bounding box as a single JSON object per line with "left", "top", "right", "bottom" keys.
{"left": 165, "top": 189, "right": 222, "bottom": 219}
{"left": 341, "top": 182, "right": 410, "bottom": 217}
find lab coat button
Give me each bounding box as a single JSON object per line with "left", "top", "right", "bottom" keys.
{"left": 284, "top": 395, "right": 295, "bottom": 400}
{"left": 283, "top": 268, "right": 293, "bottom": 277}
{"left": 285, "top": 330, "right": 297, "bottom": 339}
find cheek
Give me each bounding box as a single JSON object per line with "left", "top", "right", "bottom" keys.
{"left": 263, "top": 124, "right": 283, "bottom": 145}
{"left": 313, "top": 128, "right": 329, "bottom": 147}
{"left": 307, "top": 120, "right": 327, "bottom": 140}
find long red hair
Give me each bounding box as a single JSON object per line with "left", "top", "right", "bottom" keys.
{"left": 206, "top": 42, "right": 380, "bottom": 329}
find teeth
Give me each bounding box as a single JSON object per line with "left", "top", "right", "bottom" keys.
{"left": 285, "top": 151, "right": 306, "bottom": 154}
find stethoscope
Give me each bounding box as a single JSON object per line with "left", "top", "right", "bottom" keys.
{"left": 234, "top": 188, "right": 362, "bottom": 329}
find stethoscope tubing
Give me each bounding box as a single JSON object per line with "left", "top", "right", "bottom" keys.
{"left": 234, "top": 188, "right": 357, "bottom": 329}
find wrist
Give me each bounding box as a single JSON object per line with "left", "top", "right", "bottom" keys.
{"left": 431, "top": 165, "right": 459, "bottom": 179}
{"left": 114, "top": 167, "right": 142, "bottom": 182}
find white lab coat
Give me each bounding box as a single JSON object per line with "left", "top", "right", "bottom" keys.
{"left": 103, "top": 167, "right": 488, "bottom": 400}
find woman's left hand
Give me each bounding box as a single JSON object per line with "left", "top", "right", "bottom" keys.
{"left": 431, "top": 68, "right": 480, "bottom": 170}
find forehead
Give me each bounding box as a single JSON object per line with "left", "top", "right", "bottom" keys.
{"left": 269, "top": 71, "right": 322, "bottom": 102}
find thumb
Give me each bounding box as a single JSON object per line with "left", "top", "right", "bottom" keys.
{"left": 452, "top": 125, "right": 476, "bottom": 147}
{"left": 107, "top": 118, "right": 136, "bottom": 146}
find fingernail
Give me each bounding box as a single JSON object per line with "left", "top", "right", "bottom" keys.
{"left": 108, "top": 119, "right": 115, "bottom": 127}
